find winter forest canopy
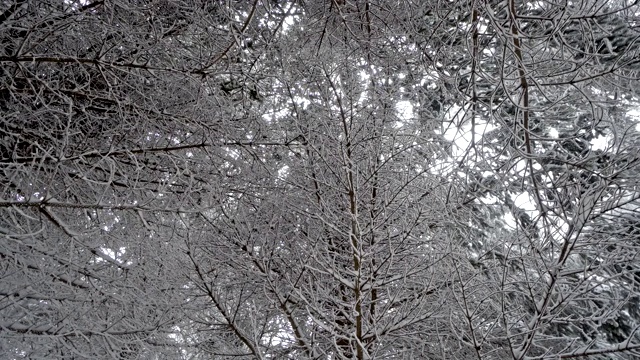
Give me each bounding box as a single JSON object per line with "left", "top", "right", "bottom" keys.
{"left": 2, "top": 0, "right": 640, "bottom": 359}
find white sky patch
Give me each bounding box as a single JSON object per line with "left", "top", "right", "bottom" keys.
{"left": 396, "top": 100, "right": 414, "bottom": 124}
{"left": 421, "top": 75, "right": 439, "bottom": 88}
{"left": 630, "top": 107, "right": 640, "bottom": 131}
{"left": 482, "top": 48, "right": 496, "bottom": 56}
{"left": 513, "top": 159, "right": 528, "bottom": 174}
{"left": 513, "top": 192, "right": 537, "bottom": 212}
{"left": 503, "top": 212, "right": 517, "bottom": 229}
{"left": 281, "top": 4, "right": 300, "bottom": 32}
{"left": 590, "top": 134, "right": 611, "bottom": 151}
{"left": 277, "top": 165, "right": 290, "bottom": 180}
{"left": 359, "top": 70, "right": 370, "bottom": 81}
{"left": 294, "top": 95, "right": 310, "bottom": 109}
{"left": 482, "top": 194, "right": 499, "bottom": 204}
{"left": 98, "top": 246, "right": 129, "bottom": 265}
{"left": 258, "top": 3, "right": 299, "bottom": 33}
{"left": 283, "top": 15, "right": 296, "bottom": 31}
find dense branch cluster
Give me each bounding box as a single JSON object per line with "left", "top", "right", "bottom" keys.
{"left": 2, "top": 0, "right": 640, "bottom": 359}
